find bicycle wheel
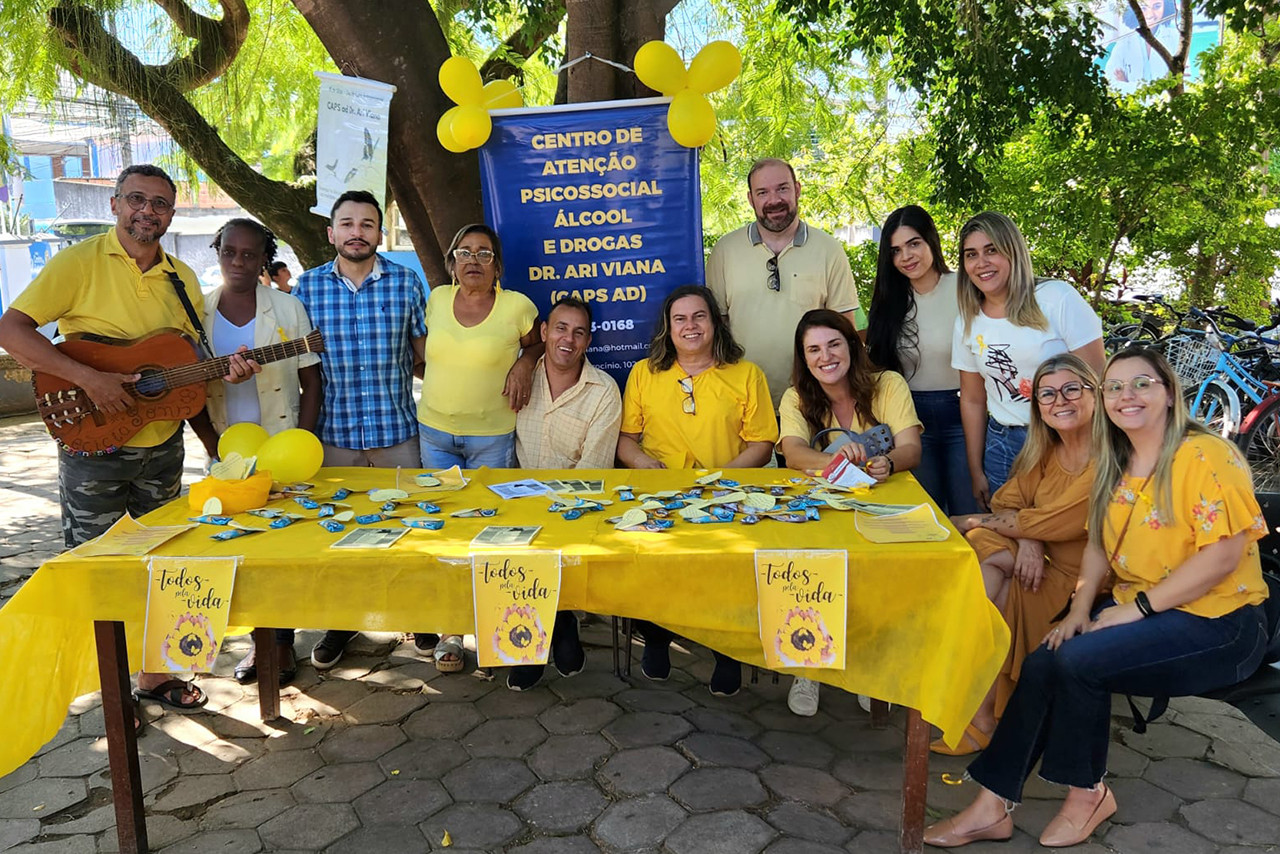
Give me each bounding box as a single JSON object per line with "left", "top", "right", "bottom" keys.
{"left": 1240, "top": 394, "right": 1280, "bottom": 494}
{"left": 1191, "top": 384, "right": 1237, "bottom": 439}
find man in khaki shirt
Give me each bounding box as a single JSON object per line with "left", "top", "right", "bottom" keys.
{"left": 706, "top": 158, "right": 864, "bottom": 409}
{"left": 511, "top": 296, "right": 622, "bottom": 690}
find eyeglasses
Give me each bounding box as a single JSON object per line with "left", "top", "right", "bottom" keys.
{"left": 678, "top": 377, "right": 696, "bottom": 415}
{"left": 116, "top": 192, "right": 173, "bottom": 215}
{"left": 453, "top": 248, "right": 495, "bottom": 265}
{"left": 1035, "top": 382, "right": 1092, "bottom": 405}
{"left": 766, "top": 256, "right": 780, "bottom": 292}
{"left": 1101, "top": 376, "right": 1165, "bottom": 397}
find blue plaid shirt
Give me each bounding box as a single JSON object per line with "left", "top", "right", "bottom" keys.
{"left": 294, "top": 255, "right": 427, "bottom": 450}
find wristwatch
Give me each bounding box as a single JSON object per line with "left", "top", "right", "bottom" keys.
{"left": 1135, "top": 591, "right": 1156, "bottom": 618}
{"left": 884, "top": 456, "right": 895, "bottom": 475}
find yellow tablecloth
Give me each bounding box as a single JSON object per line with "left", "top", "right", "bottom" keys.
{"left": 0, "top": 467, "right": 1009, "bottom": 776}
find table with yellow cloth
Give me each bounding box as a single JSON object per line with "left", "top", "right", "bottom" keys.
{"left": 0, "top": 466, "right": 1008, "bottom": 852}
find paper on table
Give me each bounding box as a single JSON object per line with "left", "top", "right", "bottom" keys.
{"left": 488, "top": 479, "right": 556, "bottom": 500}
{"left": 821, "top": 455, "right": 877, "bottom": 489}
{"left": 416, "top": 466, "right": 469, "bottom": 492}
{"left": 72, "top": 514, "right": 196, "bottom": 557}
{"left": 472, "top": 525, "right": 542, "bottom": 547}
{"left": 854, "top": 503, "right": 950, "bottom": 543}
{"left": 542, "top": 478, "right": 605, "bottom": 495}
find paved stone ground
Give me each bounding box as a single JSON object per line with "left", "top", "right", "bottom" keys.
{"left": 2, "top": 414, "right": 1280, "bottom": 853}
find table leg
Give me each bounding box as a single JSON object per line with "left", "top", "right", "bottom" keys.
{"left": 611, "top": 617, "right": 620, "bottom": 677}
{"left": 870, "top": 698, "right": 890, "bottom": 729}
{"left": 899, "top": 707, "right": 929, "bottom": 854}
{"left": 253, "top": 627, "right": 281, "bottom": 721}
{"left": 93, "top": 620, "right": 148, "bottom": 854}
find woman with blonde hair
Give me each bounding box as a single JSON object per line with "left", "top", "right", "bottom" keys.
{"left": 952, "top": 212, "right": 1103, "bottom": 508}
{"left": 926, "top": 347, "right": 1268, "bottom": 848}
{"left": 938, "top": 354, "right": 1098, "bottom": 756}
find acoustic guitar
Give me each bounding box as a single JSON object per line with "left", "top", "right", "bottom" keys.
{"left": 34, "top": 328, "right": 324, "bottom": 455}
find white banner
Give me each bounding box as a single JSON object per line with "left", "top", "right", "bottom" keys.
{"left": 312, "top": 71, "right": 396, "bottom": 217}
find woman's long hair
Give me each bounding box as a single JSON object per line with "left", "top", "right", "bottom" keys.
{"left": 444, "top": 223, "right": 504, "bottom": 283}
{"left": 866, "top": 205, "right": 950, "bottom": 378}
{"left": 646, "top": 285, "right": 744, "bottom": 372}
{"left": 792, "top": 309, "right": 879, "bottom": 437}
{"left": 1087, "top": 347, "right": 1223, "bottom": 545}
{"left": 1009, "top": 354, "right": 1098, "bottom": 480}
{"left": 957, "top": 212, "right": 1047, "bottom": 336}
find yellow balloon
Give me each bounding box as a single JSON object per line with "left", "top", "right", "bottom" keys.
{"left": 217, "top": 422, "right": 269, "bottom": 460}
{"left": 688, "top": 40, "right": 742, "bottom": 94}
{"left": 254, "top": 428, "right": 324, "bottom": 484}
{"left": 633, "top": 40, "right": 688, "bottom": 96}
{"left": 439, "top": 55, "right": 484, "bottom": 105}
{"left": 483, "top": 79, "right": 524, "bottom": 109}
{"left": 451, "top": 104, "right": 493, "bottom": 149}
{"left": 667, "top": 89, "right": 717, "bottom": 148}
{"left": 437, "top": 107, "right": 468, "bottom": 153}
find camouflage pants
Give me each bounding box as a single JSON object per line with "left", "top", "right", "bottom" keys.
{"left": 58, "top": 429, "right": 185, "bottom": 548}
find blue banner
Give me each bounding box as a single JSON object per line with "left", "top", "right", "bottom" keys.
{"left": 479, "top": 100, "right": 703, "bottom": 387}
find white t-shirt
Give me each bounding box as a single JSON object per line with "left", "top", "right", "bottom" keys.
{"left": 900, "top": 271, "right": 961, "bottom": 392}
{"left": 952, "top": 279, "right": 1102, "bottom": 427}
{"left": 212, "top": 312, "right": 261, "bottom": 427}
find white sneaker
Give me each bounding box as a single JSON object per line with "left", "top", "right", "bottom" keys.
{"left": 788, "top": 677, "right": 820, "bottom": 716}
{"left": 857, "top": 693, "right": 871, "bottom": 713}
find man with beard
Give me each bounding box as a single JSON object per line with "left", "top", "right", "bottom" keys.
{"left": 291, "top": 189, "right": 429, "bottom": 669}
{"left": 508, "top": 296, "right": 622, "bottom": 690}
{"left": 0, "top": 164, "right": 257, "bottom": 722}
{"left": 706, "top": 158, "right": 863, "bottom": 408}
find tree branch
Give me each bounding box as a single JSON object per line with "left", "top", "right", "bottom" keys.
{"left": 480, "top": 0, "right": 567, "bottom": 81}
{"left": 49, "top": 1, "right": 328, "bottom": 265}
{"left": 148, "top": 0, "right": 249, "bottom": 90}
{"left": 1126, "top": 0, "right": 1176, "bottom": 76}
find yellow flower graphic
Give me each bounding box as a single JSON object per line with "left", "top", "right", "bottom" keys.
{"left": 492, "top": 604, "right": 549, "bottom": 665}
{"left": 162, "top": 613, "right": 218, "bottom": 672}
{"left": 774, "top": 607, "right": 837, "bottom": 668}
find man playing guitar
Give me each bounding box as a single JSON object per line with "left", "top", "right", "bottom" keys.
{"left": 0, "top": 164, "right": 258, "bottom": 721}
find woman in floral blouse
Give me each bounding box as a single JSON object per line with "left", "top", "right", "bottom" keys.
{"left": 925, "top": 346, "right": 1269, "bottom": 849}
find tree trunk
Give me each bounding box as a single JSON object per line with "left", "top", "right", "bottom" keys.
{"left": 1188, "top": 249, "right": 1216, "bottom": 308}
{"left": 294, "top": 0, "right": 484, "bottom": 287}
{"left": 564, "top": 0, "right": 678, "bottom": 102}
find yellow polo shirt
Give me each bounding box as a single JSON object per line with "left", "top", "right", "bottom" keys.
{"left": 706, "top": 221, "right": 863, "bottom": 409}
{"left": 12, "top": 228, "right": 204, "bottom": 447}
{"left": 621, "top": 358, "right": 778, "bottom": 469}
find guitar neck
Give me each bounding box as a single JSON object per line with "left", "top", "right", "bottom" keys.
{"left": 145, "top": 336, "right": 319, "bottom": 392}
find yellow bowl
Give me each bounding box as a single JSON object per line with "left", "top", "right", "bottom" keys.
{"left": 188, "top": 471, "right": 273, "bottom": 514}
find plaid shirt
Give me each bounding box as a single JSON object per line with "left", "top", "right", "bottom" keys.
{"left": 294, "top": 255, "right": 427, "bottom": 450}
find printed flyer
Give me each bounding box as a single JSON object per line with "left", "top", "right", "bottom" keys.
{"left": 755, "top": 549, "right": 846, "bottom": 670}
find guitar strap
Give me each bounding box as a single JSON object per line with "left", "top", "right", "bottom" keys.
{"left": 166, "top": 269, "right": 214, "bottom": 359}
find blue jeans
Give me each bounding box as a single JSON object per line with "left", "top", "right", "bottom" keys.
{"left": 983, "top": 417, "right": 1028, "bottom": 499}
{"left": 968, "top": 600, "right": 1267, "bottom": 802}
{"left": 419, "top": 424, "right": 516, "bottom": 469}
{"left": 912, "top": 390, "right": 978, "bottom": 515}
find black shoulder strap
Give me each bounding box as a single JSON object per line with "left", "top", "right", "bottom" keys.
{"left": 166, "top": 269, "right": 214, "bottom": 358}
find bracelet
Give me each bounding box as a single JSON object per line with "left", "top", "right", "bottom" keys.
{"left": 1134, "top": 591, "right": 1156, "bottom": 618}
{"left": 885, "top": 456, "right": 895, "bottom": 475}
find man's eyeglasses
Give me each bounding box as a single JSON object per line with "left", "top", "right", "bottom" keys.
{"left": 1034, "top": 382, "right": 1092, "bottom": 405}
{"left": 766, "top": 256, "right": 780, "bottom": 292}
{"left": 116, "top": 192, "right": 173, "bottom": 215}
{"left": 453, "top": 248, "right": 495, "bottom": 265}
{"left": 1101, "top": 376, "right": 1165, "bottom": 398}
{"left": 678, "top": 377, "right": 696, "bottom": 415}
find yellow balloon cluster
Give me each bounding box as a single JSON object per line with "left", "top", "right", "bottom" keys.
{"left": 436, "top": 56, "right": 524, "bottom": 153}
{"left": 634, "top": 40, "right": 742, "bottom": 148}
{"left": 216, "top": 423, "right": 324, "bottom": 485}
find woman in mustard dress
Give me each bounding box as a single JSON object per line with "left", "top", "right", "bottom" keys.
{"left": 939, "top": 354, "right": 1098, "bottom": 755}
{"left": 926, "top": 346, "right": 1269, "bottom": 849}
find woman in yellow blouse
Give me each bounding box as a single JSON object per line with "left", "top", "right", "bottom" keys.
{"left": 417, "top": 223, "right": 542, "bottom": 671}
{"left": 777, "top": 308, "right": 922, "bottom": 717}
{"left": 618, "top": 285, "right": 779, "bottom": 696}
{"left": 927, "top": 347, "right": 1268, "bottom": 849}
{"left": 939, "top": 354, "right": 1098, "bottom": 756}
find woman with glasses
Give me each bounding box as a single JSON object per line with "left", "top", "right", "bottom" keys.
{"left": 776, "top": 308, "right": 923, "bottom": 716}
{"left": 953, "top": 212, "right": 1103, "bottom": 509}
{"left": 417, "top": 223, "right": 541, "bottom": 671}
{"left": 867, "top": 205, "right": 975, "bottom": 514}
{"left": 617, "top": 284, "right": 778, "bottom": 696}
{"left": 926, "top": 347, "right": 1268, "bottom": 849}
{"left": 937, "top": 354, "right": 1098, "bottom": 756}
